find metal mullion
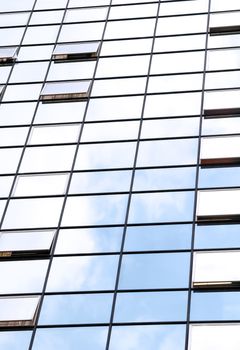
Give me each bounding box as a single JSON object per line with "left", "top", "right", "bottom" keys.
{"left": 17, "top": 1, "right": 87, "bottom": 348}
{"left": 104, "top": 1, "right": 163, "bottom": 349}
{"left": 26, "top": 1, "right": 115, "bottom": 349}
{"left": 184, "top": 1, "right": 212, "bottom": 350}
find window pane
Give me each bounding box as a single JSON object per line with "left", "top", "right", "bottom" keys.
{"left": 0, "top": 260, "right": 48, "bottom": 293}
{"left": 133, "top": 167, "right": 196, "bottom": 191}
{"left": 191, "top": 291, "right": 240, "bottom": 321}
{"left": 55, "top": 227, "right": 123, "bottom": 254}
{"left": 109, "top": 325, "right": 186, "bottom": 350}
{"left": 124, "top": 224, "right": 192, "bottom": 251}
{"left": 200, "top": 136, "right": 240, "bottom": 166}
{"left": 0, "top": 230, "right": 55, "bottom": 256}
{"left": 53, "top": 42, "right": 100, "bottom": 61}
{"left": 137, "top": 139, "right": 198, "bottom": 167}
{"left": 0, "top": 331, "right": 31, "bottom": 350}
{"left": 0, "top": 296, "right": 39, "bottom": 326}
{"left": 119, "top": 253, "right": 190, "bottom": 289}
{"left": 128, "top": 191, "right": 194, "bottom": 223}
{"left": 20, "top": 145, "right": 76, "bottom": 172}
{"left": 62, "top": 194, "right": 128, "bottom": 226}
{"left": 29, "top": 125, "right": 80, "bottom": 144}
{"left": 46, "top": 255, "right": 118, "bottom": 292}
{"left": 189, "top": 324, "right": 240, "bottom": 350}
{"left": 195, "top": 224, "right": 240, "bottom": 249}
{"left": 34, "top": 101, "right": 86, "bottom": 124}
{"left": 39, "top": 293, "right": 113, "bottom": 324}
{"left": 33, "top": 327, "right": 108, "bottom": 350}
{"left": 193, "top": 251, "right": 240, "bottom": 288}
{"left": 40, "top": 81, "right": 91, "bottom": 101}
{"left": 197, "top": 189, "right": 240, "bottom": 222}
{"left": 74, "top": 142, "right": 136, "bottom": 170}
{"left": 114, "top": 291, "right": 188, "bottom": 322}
{"left": 13, "top": 174, "right": 69, "bottom": 196}
{"left": 2, "top": 198, "right": 64, "bottom": 229}
{"left": 69, "top": 170, "right": 131, "bottom": 194}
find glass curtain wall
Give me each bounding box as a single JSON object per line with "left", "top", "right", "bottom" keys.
{"left": 0, "top": 0, "right": 240, "bottom": 349}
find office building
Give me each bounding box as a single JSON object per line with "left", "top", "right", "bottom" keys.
{"left": 0, "top": 0, "right": 240, "bottom": 349}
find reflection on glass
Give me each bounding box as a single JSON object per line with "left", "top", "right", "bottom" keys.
{"left": 125, "top": 224, "right": 192, "bottom": 251}
{"left": 2, "top": 197, "right": 64, "bottom": 229}
{"left": 0, "top": 47, "right": 17, "bottom": 63}
{"left": 0, "top": 330, "right": 31, "bottom": 350}
{"left": 0, "top": 260, "right": 48, "bottom": 293}
{"left": 193, "top": 251, "right": 240, "bottom": 288}
{"left": 81, "top": 121, "right": 139, "bottom": 142}
{"left": 191, "top": 291, "right": 240, "bottom": 321}
{"left": 137, "top": 139, "right": 198, "bottom": 167}
{"left": 110, "top": 325, "right": 186, "bottom": 350}
{"left": 56, "top": 227, "right": 123, "bottom": 254}
{"left": 46, "top": 255, "right": 118, "bottom": 292}
{"left": 62, "top": 194, "right": 128, "bottom": 226}
{"left": 13, "top": 174, "right": 69, "bottom": 196}
{"left": 200, "top": 136, "right": 240, "bottom": 165}
{"left": 197, "top": 189, "right": 240, "bottom": 222}
{"left": 40, "top": 81, "right": 91, "bottom": 101}
{"left": 204, "top": 90, "right": 240, "bottom": 111}
{"left": 53, "top": 42, "right": 100, "bottom": 61}
{"left": 119, "top": 253, "right": 190, "bottom": 289}
{"left": 20, "top": 145, "right": 76, "bottom": 172}
{"left": 202, "top": 115, "right": 240, "bottom": 136}
{"left": 129, "top": 191, "right": 194, "bottom": 223}
{"left": 86, "top": 96, "right": 143, "bottom": 121}
{"left": 69, "top": 170, "right": 131, "bottom": 194}
{"left": 195, "top": 224, "right": 240, "bottom": 249}
{"left": 207, "top": 48, "right": 240, "bottom": 71}
{"left": 210, "top": 12, "right": 240, "bottom": 35}
{"left": 144, "top": 93, "right": 201, "bottom": 117}
{"left": 133, "top": 167, "right": 196, "bottom": 191}
{"left": 39, "top": 293, "right": 113, "bottom": 324}
{"left": 32, "top": 327, "right": 108, "bottom": 350}
{"left": 34, "top": 100, "right": 86, "bottom": 124}
{"left": 64, "top": 7, "right": 108, "bottom": 23}
{"left": 189, "top": 324, "right": 240, "bottom": 350}
{"left": 0, "top": 296, "right": 40, "bottom": 327}
{"left": 0, "top": 230, "right": 55, "bottom": 257}
{"left": 29, "top": 125, "right": 80, "bottom": 144}
{"left": 74, "top": 142, "right": 136, "bottom": 170}
{"left": 114, "top": 291, "right": 187, "bottom": 322}
{"left": 0, "top": 102, "right": 36, "bottom": 126}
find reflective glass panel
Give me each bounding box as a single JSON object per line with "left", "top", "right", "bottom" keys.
{"left": 39, "top": 293, "right": 113, "bottom": 324}
{"left": 124, "top": 224, "right": 192, "bottom": 251}
{"left": 189, "top": 324, "right": 240, "bottom": 350}
{"left": 0, "top": 230, "right": 55, "bottom": 256}
{"left": 109, "top": 325, "right": 186, "bottom": 350}
{"left": 46, "top": 255, "right": 118, "bottom": 292}
{"left": 33, "top": 327, "right": 108, "bottom": 350}
{"left": 119, "top": 253, "right": 190, "bottom": 289}
{"left": 114, "top": 291, "right": 188, "bottom": 322}
{"left": 55, "top": 227, "right": 123, "bottom": 254}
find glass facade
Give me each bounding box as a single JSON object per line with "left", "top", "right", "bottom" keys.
{"left": 0, "top": 0, "right": 240, "bottom": 349}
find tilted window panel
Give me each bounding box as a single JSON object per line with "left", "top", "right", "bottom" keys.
{"left": 188, "top": 324, "right": 240, "bottom": 350}
{"left": 0, "top": 296, "right": 40, "bottom": 328}
{"left": 52, "top": 42, "right": 100, "bottom": 61}
{"left": 204, "top": 107, "right": 240, "bottom": 119}
{"left": 192, "top": 251, "right": 240, "bottom": 289}
{"left": 197, "top": 189, "right": 240, "bottom": 222}
{"left": 0, "top": 47, "right": 17, "bottom": 63}
{"left": 200, "top": 136, "right": 240, "bottom": 166}
{"left": 40, "top": 80, "right": 92, "bottom": 102}
{"left": 0, "top": 230, "right": 55, "bottom": 258}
